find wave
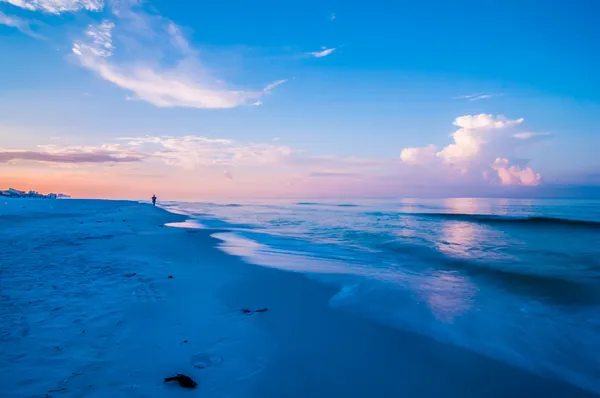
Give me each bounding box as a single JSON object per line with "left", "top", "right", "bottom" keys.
{"left": 296, "top": 202, "right": 358, "bottom": 207}
{"left": 396, "top": 213, "right": 600, "bottom": 228}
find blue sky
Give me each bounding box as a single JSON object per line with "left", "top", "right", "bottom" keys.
{"left": 1, "top": 0, "right": 599, "bottom": 198}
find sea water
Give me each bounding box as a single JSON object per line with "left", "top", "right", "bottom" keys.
{"left": 161, "top": 198, "right": 600, "bottom": 394}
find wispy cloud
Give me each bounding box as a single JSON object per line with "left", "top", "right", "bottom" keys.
{"left": 330, "top": 13, "right": 336, "bottom": 21}
{"left": 456, "top": 93, "right": 502, "bottom": 101}
{"left": 72, "top": 10, "right": 286, "bottom": 109}
{"left": 122, "top": 135, "right": 294, "bottom": 169}
{"left": 0, "top": 10, "right": 41, "bottom": 38}
{"left": 308, "top": 171, "right": 360, "bottom": 178}
{"left": 513, "top": 132, "right": 551, "bottom": 140}
{"left": 0, "top": 144, "right": 144, "bottom": 164}
{"left": 0, "top": 0, "right": 103, "bottom": 14}
{"left": 309, "top": 47, "right": 336, "bottom": 58}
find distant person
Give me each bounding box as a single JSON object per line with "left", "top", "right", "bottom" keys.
{"left": 152, "top": 195, "right": 157, "bottom": 206}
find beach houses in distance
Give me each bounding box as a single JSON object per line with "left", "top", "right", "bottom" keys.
{"left": 0, "top": 188, "right": 70, "bottom": 199}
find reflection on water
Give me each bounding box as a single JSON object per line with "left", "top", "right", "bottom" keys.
{"left": 444, "top": 197, "right": 488, "bottom": 214}
{"left": 436, "top": 221, "right": 481, "bottom": 260}
{"left": 165, "top": 219, "right": 206, "bottom": 229}
{"left": 417, "top": 270, "right": 478, "bottom": 323}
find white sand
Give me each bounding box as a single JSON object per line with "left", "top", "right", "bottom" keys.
{"left": 0, "top": 199, "right": 595, "bottom": 397}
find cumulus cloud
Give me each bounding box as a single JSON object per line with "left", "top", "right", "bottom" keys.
{"left": 72, "top": 8, "right": 285, "bottom": 109}
{"left": 0, "top": 144, "right": 143, "bottom": 164}
{"left": 400, "top": 114, "right": 543, "bottom": 186}
{"left": 437, "top": 114, "right": 524, "bottom": 168}
{"left": 0, "top": 0, "right": 103, "bottom": 14}
{"left": 491, "top": 158, "right": 542, "bottom": 186}
{"left": 0, "top": 10, "right": 40, "bottom": 38}
{"left": 400, "top": 144, "right": 437, "bottom": 165}
{"left": 309, "top": 47, "right": 336, "bottom": 58}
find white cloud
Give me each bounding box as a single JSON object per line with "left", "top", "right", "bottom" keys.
{"left": 309, "top": 47, "right": 336, "bottom": 58}
{"left": 0, "top": 10, "right": 40, "bottom": 38}
{"left": 437, "top": 114, "right": 524, "bottom": 167}
{"left": 72, "top": 20, "right": 114, "bottom": 57}
{"left": 122, "top": 135, "right": 294, "bottom": 170}
{"left": 452, "top": 114, "right": 523, "bottom": 130}
{"left": 0, "top": 0, "right": 103, "bottom": 14}
{"left": 491, "top": 158, "right": 542, "bottom": 186}
{"left": 330, "top": 13, "right": 336, "bottom": 21}
{"left": 399, "top": 114, "right": 544, "bottom": 186}
{"left": 400, "top": 144, "right": 437, "bottom": 165}
{"left": 514, "top": 132, "right": 551, "bottom": 140}
{"left": 72, "top": 9, "right": 286, "bottom": 109}
{"left": 263, "top": 79, "right": 287, "bottom": 91}
{"left": 456, "top": 93, "right": 502, "bottom": 101}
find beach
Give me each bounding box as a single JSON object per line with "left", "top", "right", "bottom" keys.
{"left": 0, "top": 198, "right": 597, "bottom": 398}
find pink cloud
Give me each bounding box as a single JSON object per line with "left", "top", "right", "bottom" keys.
{"left": 490, "top": 158, "right": 542, "bottom": 186}
{"left": 399, "top": 114, "right": 543, "bottom": 186}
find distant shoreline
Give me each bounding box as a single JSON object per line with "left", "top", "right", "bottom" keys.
{"left": 0, "top": 188, "right": 70, "bottom": 199}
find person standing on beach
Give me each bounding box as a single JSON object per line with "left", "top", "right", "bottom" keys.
{"left": 152, "top": 195, "right": 157, "bottom": 206}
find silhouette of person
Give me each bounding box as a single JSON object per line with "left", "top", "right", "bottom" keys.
{"left": 152, "top": 194, "right": 157, "bottom": 206}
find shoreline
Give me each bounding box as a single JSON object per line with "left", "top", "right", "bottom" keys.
{"left": 0, "top": 198, "right": 595, "bottom": 397}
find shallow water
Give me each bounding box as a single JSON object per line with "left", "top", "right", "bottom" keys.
{"left": 161, "top": 198, "right": 600, "bottom": 394}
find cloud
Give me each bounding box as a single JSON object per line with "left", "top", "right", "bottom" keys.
{"left": 122, "top": 135, "right": 294, "bottom": 169}
{"left": 400, "top": 114, "right": 543, "bottom": 186}
{"left": 0, "top": 144, "right": 143, "bottom": 164}
{"left": 263, "top": 79, "right": 287, "bottom": 91}
{"left": 6, "top": 121, "right": 562, "bottom": 198}
{"left": 400, "top": 144, "right": 437, "bottom": 165}
{"left": 309, "top": 47, "right": 336, "bottom": 58}
{"left": 490, "top": 158, "right": 542, "bottom": 186}
{"left": 456, "top": 93, "right": 502, "bottom": 101}
{"left": 72, "top": 8, "right": 286, "bottom": 109}
{"left": 437, "top": 114, "right": 524, "bottom": 167}
{"left": 0, "top": 10, "right": 41, "bottom": 38}
{"left": 330, "top": 13, "right": 336, "bottom": 21}
{"left": 0, "top": 0, "right": 103, "bottom": 14}
{"left": 72, "top": 20, "right": 114, "bottom": 57}
{"left": 308, "top": 171, "right": 360, "bottom": 178}
{"left": 513, "top": 132, "right": 551, "bottom": 140}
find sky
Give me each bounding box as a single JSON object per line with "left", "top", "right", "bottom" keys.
{"left": 1, "top": 0, "right": 599, "bottom": 199}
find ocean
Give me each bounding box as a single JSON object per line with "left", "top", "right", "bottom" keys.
{"left": 161, "top": 198, "right": 600, "bottom": 393}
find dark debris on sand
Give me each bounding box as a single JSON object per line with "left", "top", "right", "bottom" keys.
{"left": 164, "top": 374, "right": 197, "bottom": 389}
{"left": 241, "top": 308, "right": 268, "bottom": 314}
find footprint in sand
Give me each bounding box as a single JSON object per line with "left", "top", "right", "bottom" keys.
{"left": 131, "top": 281, "right": 164, "bottom": 304}
{"left": 191, "top": 353, "right": 223, "bottom": 369}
